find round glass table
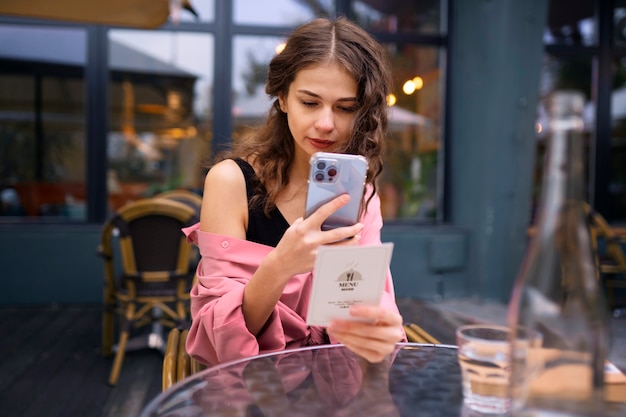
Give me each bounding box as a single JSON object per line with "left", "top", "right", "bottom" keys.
{"left": 139, "top": 342, "right": 467, "bottom": 417}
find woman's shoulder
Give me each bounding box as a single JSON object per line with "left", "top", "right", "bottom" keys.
{"left": 201, "top": 159, "right": 249, "bottom": 238}
{"left": 204, "top": 159, "right": 246, "bottom": 186}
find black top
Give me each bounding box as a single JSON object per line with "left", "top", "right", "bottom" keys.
{"left": 232, "top": 158, "right": 290, "bottom": 247}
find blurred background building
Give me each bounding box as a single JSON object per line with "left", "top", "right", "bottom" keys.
{"left": 0, "top": 0, "right": 622, "bottom": 307}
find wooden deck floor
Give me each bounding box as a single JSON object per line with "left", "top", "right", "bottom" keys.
{"left": 0, "top": 304, "right": 162, "bottom": 417}
{"left": 0, "top": 299, "right": 458, "bottom": 417}
{"left": 0, "top": 299, "right": 624, "bottom": 417}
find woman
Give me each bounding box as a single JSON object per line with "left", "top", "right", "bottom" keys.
{"left": 184, "top": 16, "right": 405, "bottom": 367}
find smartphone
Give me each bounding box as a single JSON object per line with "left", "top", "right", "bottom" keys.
{"left": 304, "top": 152, "right": 368, "bottom": 231}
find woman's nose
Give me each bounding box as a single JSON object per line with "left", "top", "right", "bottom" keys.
{"left": 314, "top": 108, "right": 335, "bottom": 132}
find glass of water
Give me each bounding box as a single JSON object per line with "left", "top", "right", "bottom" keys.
{"left": 456, "top": 324, "right": 512, "bottom": 414}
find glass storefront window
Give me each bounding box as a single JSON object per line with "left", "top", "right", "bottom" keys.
{"left": 234, "top": 0, "right": 333, "bottom": 26}
{"left": 545, "top": 0, "right": 596, "bottom": 46}
{"left": 177, "top": 0, "right": 215, "bottom": 23}
{"left": 107, "top": 30, "right": 214, "bottom": 213}
{"left": 232, "top": 35, "right": 283, "bottom": 137}
{"left": 382, "top": 45, "right": 442, "bottom": 221}
{"left": 0, "top": 24, "right": 87, "bottom": 220}
{"left": 610, "top": 56, "right": 626, "bottom": 221}
{"left": 353, "top": 0, "right": 443, "bottom": 34}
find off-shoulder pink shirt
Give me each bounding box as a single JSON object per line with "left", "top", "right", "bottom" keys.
{"left": 183, "top": 191, "right": 401, "bottom": 366}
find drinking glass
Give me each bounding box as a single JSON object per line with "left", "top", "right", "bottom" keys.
{"left": 456, "top": 324, "right": 511, "bottom": 414}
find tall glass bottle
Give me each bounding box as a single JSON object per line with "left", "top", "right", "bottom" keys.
{"left": 507, "top": 91, "right": 610, "bottom": 416}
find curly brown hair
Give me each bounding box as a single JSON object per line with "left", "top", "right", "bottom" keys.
{"left": 216, "top": 16, "right": 392, "bottom": 215}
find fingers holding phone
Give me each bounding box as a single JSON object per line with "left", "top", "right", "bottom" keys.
{"left": 305, "top": 194, "right": 363, "bottom": 245}
{"left": 272, "top": 195, "right": 362, "bottom": 277}
{"left": 304, "top": 152, "right": 368, "bottom": 231}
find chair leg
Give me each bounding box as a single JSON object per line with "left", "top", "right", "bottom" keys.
{"left": 109, "top": 328, "right": 129, "bottom": 386}
{"left": 102, "top": 307, "right": 115, "bottom": 357}
{"left": 109, "top": 304, "right": 135, "bottom": 386}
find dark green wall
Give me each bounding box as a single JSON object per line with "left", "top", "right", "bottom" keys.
{"left": 447, "top": 0, "right": 548, "bottom": 301}
{"left": 0, "top": 226, "right": 102, "bottom": 304}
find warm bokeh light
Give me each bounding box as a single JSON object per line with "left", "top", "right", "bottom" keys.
{"left": 275, "top": 42, "right": 286, "bottom": 54}
{"left": 412, "top": 76, "right": 424, "bottom": 90}
{"left": 403, "top": 76, "right": 424, "bottom": 95}
{"left": 536, "top": 122, "right": 542, "bottom": 133}
{"left": 387, "top": 93, "right": 397, "bottom": 106}
{"left": 402, "top": 80, "right": 416, "bottom": 95}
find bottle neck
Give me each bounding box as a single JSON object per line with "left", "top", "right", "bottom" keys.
{"left": 537, "top": 92, "right": 586, "bottom": 230}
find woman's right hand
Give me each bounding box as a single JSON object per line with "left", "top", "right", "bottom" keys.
{"left": 244, "top": 194, "right": 363, "bottom": 336}
{"left": 269, "top": 194, "right": 364, "bottom": 278}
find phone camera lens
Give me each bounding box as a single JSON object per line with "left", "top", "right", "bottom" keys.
{"left": 314, "top": 172, "right": 325, "bottom": 182}
{"left": 316, "top": 161, "right": 326, "bottom": 170}
{"left": 327, "top": 168, "right": 337, "bottom": 177}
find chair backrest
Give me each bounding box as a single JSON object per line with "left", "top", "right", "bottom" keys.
{"left": 584, "top": 202, "right": 626, "bottom": 273}
{"left": 100, "top": 198, "right": 199, "bottom": 286}
{"left": 162, "top": 327, "right": 207, "bottom": 390}
{"left": 154, "top": 190, "right": 202, "bottom": 216}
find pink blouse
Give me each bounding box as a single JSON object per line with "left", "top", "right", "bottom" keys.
{"left": 183, "top": 191, "right": 402, "bottom": 366}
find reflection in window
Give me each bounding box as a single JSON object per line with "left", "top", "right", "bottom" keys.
{"left": 353, "top": 0, "right": 442, "bottom": 34}
{"left": 610, "top": 57, "right": 626, "bottom": 220}
{"left": 616, "top": 1, "right": 626, "bottom": 45}
{"left": 382, "top": 45, "right": 442, "bottom": 220}
{"left": 545, "top": 0, "right": 595, "bottom": 46}
{"left": 234, "top": 0, "right": 333, "bottom": 25}
{"left": 107, "top": 30, "right": 214, "bottom": 212}
{"left": 232, "top": 36, "right": 283, "bottom": 139}
{"left": 174, "top": 0, "right": 215, "bottom": 23}
{"left": 0, "top": 25, "right": 87, "bottom": 220}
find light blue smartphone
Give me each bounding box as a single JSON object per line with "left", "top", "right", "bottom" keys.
{"left": 304, "top": 152, "right": 368, "bottom": 231}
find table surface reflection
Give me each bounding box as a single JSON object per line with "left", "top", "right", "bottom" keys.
{"left": 140, "top": 343, "right": 466, "bottom": 417}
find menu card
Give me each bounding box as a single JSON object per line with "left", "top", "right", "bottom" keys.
{"left": 306, "top": 243, "right": 393, "bottom": 327}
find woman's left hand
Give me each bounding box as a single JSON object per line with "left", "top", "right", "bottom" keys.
{"left": 327, "top": 305, "right": 405, "bottom": 363}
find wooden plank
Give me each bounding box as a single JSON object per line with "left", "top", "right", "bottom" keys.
{"left": 101, "top": 351, "right": 163, "bottom": 417}
{"left": 0, "top": 305, "right": 164, "bottom": 417}
{"left": 2, "top": 306, "right": 97, "bottom": 417}
{"left": 19, "top": 306, "right": 107, "bottom": 417}
{"left": 0, "top": 307, "right": 57, "bottom": 359}
{"left": 0, "top": 306, "right": 76, "bottom": 392}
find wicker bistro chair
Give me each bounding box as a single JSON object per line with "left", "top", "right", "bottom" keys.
{"left": 162, "top": 327, "right": 206, "bottom": 390}
{"left": 154, "top": 190, "right": 203, "bottom": 267}
{"left": 403, "top": 322, "right": 441, "bottom": 344}
{"left": 154, "top": 189, "right": 202, "bottom": 216}
{"left": 584, "top": 203, "right": 626, "bottom": 313}
{"left": 99, "top": 198, "right": 199, "bottom": 385}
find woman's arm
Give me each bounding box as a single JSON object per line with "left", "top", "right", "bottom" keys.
{"left": 200, "top": 160, "right": 364, "bottom": 337}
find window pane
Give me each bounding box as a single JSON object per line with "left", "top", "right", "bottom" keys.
{"left": 232, "top": 35, "right": 283, "bottom": 136}
{"left": 0, "top": 24, "right": 87, "bottom": 221}
{"left": 545, "top": 0, "right": 596, "bottom": 46}
{"left": 610, "top": 56, "right": 626, "bottom": 221}
{"left": 353, "top": 0, "right": 443, "bottom": 34}
{"left": 107, "top": 30, "right": 214, "bottom": 212}
{"left": 177, "top": 0, "right": 215, "bottom": 22}
{"left": 616, "top": 1, "right": 626, "bottom": 46}
{"left": 234, "top": 0, "right": 334, "bottom": 26}
{"left": 382, "top": 45, "right": 443, "bottom": 221}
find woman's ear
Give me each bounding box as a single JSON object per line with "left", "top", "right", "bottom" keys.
{"left": 278, "top": 94, "right": 287, "bottom": 113}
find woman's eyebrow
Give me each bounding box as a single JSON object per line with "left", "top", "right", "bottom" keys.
{"left": 297, "top": 89, "right": 357, "bottom": 102}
